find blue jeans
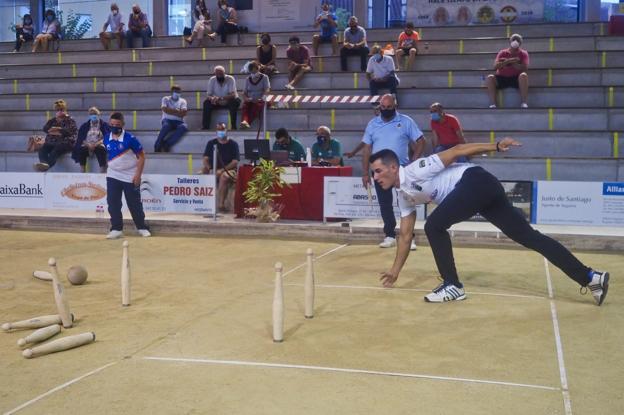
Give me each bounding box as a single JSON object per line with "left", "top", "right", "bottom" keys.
{"left": 106, "top": 177, "right": 148, "bottom": 231}
{"left": 374, "top": 180, "right": 396, "bottom": 238}
{"left": 126, "top": 27, "right": 151, "bottom": 48}
{"left": 369, "top": 76, "right": 398, "bottom": 95}
{"left": 433, "top": 144, "right": 468, "bottom": 163}
{"left": 154, "top": 119, "right": 188, "bottom": 152}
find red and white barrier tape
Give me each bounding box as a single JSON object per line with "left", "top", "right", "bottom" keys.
{"left": 266, "top": 95, "right": 380, "bottom": 104}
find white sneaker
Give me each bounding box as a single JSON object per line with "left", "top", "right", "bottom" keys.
{"left": 410, "top": 240, "right": 417, "bottom": 251}
{"left": 488, "top": 104, "right": 497, "bottom": 109}
{"left": 137, "top": 229, "right": 151, "bottom": 237}
{"left": 240, "top": 121, "right": 250, "bottom": 129}
{"left": 284, "top": 83, "right": 295, "bottom": 91}
{"left": 586, "top": 270, "right": 609, "bottom": 306}
{"left": 424, "top": 282, "right": 466, "bottom": 303}
{"left": 520, "top": 102, "right": 529, "bottom": 109}
{"left": 378, "top": 237, "right": 396, "bottom": 248}
{"left": 106, "top": 230, "right": 123, "bottom": 239}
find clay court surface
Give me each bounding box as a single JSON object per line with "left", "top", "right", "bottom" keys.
{"left": 0, "top": 229, "right": 622, "bottom": 414}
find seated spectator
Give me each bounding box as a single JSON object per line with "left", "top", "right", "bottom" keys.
{"left": 216, "top": 0, "right": 239, "bottom": 44}
{"left": 32, "top": 10, "right": 60, "bottom": 53}
{"left": 486, "top": 33, "right": 529, "bottom": 109}
{"left": 155, "top": 85, "right": 188, "bottom": 152}
{"left": 340, "top": 16, "right": 368, "bottom": 72}
{"left": 312, "top": 2, "right": 338, "bottom": 56}
{"left": 366, "top": 45, "right": 399, "bottom": 96}
{"left": 13, "top": 14, "right": 34, "bottom": 52}
{"left": 193, "top": 0, "right": 208, "bottom": 22}
{"left": 312, "top": 126, "right": 342, "bottom": 166}
{"left": 201, "top": 123, "right": 239, "bottom": 212}
{"left": 126, "top": 4, "right": 151, "bottom": 48}
{"left": 185, "top": 12, "right": 216, "bottom": 45}
{"left": 35, "top": 99, "right": 77, "bottom": 172}
{"left": 256, "top": 33, "right": 278, "bottom": 76}
{"left": 429, "top": 102, "right": 467, "bottom": 162}
{"left": 285, "top": 36, "right": 312, "bottom": 91}
{"left": 241, "top": 62, "right": 270, "bottom": 129}
{"left": 273, "top": 127, "right": 305, "bottom": 161}
{"left": 203, "top": 66, "right": 241, "bottom": 130}
{"left": 100, "top": 3, "right": 125, "bottom": 50}
{"left": 72, "top": 107, "right": 110, "bottom": 173}
{"left": 395, "top": 22, "right": 419, "bottom": 70}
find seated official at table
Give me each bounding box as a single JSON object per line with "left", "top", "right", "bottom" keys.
{"left": 311, "top": 125, "right": 342, "bottom": 166}
{"left": 273, "top": 127, "right": 305, "bottom": 162}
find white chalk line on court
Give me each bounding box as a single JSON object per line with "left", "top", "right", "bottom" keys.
{"left": 282, "top": 244, "right": 349, "bottom": 278}
{"left": 543, "top": 258, "right": 573, "bottom": 415}
{"left": 143, "top": 356, "right": 560, "bottom": 391}
{"left": 3, "top": 361, "right": 118, "bottom": 415}
{"left": 284, "top": 282, "right": 545, "bottom": 300}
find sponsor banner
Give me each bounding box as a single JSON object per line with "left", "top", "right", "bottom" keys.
{"left": 0, "top": 173, "right": 46, "bottom": 209}
{"left": 45, "top": 173, "right": 107, "bottom": 210}
{"left": 140, "top": 174, "right": 216, "bottom": 215}
{"left": 535, "top": 181, "right": 624, "bottom": 227}
{"left": 407, "top": 0, "right": 544, "bottom": 26}
{"left": 324, "top": 177, "right": 425, "bottom": 220}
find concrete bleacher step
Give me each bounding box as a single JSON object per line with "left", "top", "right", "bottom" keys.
{"left": 3, "top": 69, "right": 623, "bottom": 96}
{"left": 1, "top": 108, "right": 622, "bottom": 131}
{"left": 2, "top": 51, "right": 624, "bottom": 79}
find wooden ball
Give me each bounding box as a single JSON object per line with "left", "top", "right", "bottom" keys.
{"left": 67, "top": 265, "right": 88, "bottom": 285}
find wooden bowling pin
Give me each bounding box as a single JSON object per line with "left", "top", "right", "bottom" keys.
{"left": 304, "top": 249, "right": 315, "bottom": 319}
{"left": 272, "top": 262, "right": 284, "bottom": 343}
{"left": 2, "top": 314, "right": 73, "bottom": 332}
{"left": 49, "top": 258, "right": 73, "bottom": 328}
{"left": 121, "top": 241, "right": 131, "bottom": 307}
{"left": 33, "top": 270, "right": 53, "bottom": 281}
{"left": 22, "top": 332, "right": 95, "bottom": 359}
{"left": 17, "top": 324, "right": 61, "bottom": 347}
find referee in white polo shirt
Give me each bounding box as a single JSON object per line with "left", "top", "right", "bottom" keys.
{"left": 369, "top": 138, "right": 609, "bottom": 305}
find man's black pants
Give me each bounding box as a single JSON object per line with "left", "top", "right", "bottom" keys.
{"left": 374, "top": 180, "right": 396, "bottom": 239}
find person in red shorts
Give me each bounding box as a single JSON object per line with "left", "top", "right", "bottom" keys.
{"left": 429, "top": 102, "right": 468, "bottom": 162}
{"left": 485, "top": 33, "right": 529, "bottom": 109}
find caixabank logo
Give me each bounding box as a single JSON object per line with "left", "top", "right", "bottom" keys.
{"left": 61, "top": 182, "right": 106, "bottom": 201}
{"left": 0, "top": 183, "right": 43, "bottom": 197}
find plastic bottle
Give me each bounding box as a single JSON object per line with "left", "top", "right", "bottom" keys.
{"left": 95, "top": 205, "right": 105, "bottom": 218}
{"left": 306, "top": 147, "right": 312, "bottom": 167}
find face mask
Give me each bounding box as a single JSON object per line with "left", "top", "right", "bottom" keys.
{"left": 317, "top": 136, "right": 325, "bottom": 145}
{"left": 56, "top": 111, "right": 64, "bottom": 117}
{"left": 216, "top": 75, "right": 225, "bottom": 82}
{"left": 47, "top": 15, "right": 54, "bottom": 22}
{"left": 380, "top": 108, "right": 396, "bottom": 119}
{"left": 375, "top": 53, "right": 383, "bottom": 62}
{"left": 112, "top": 10, "right": 118, "bottom": 15}
{"left": 261, "top": 38, "right": 269, "bottom": 45}
{"left": 111, "top": 126, "right": 123, "bottom": 135}
{"left": 25, "top": 18, "right": 32, "bottom": 24}
{"left": 349, "top": 24, "right": 357, "bottom": 31}
{"left": 221, "top": 4, "right": 227, "bottom": 10}
{"left": 510, "top": 40, "right": 520, "bottom": 49}
{"left": 216, "top": 130, "right": 226, "bottom": 139}
{"left": 431, "top": 113, "right": 441, "bottom": 122}
{"left": 89, "top": 115, "right": 99, "bottom": 122}
{"left": 172, "top": 92, "right": 180, "bottom": 100}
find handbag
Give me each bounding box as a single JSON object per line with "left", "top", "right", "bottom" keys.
{"left": 27, "top": 135, "right": 45, "bottom": 152}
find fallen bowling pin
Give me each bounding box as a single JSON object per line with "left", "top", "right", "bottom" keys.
{"left": 2, "top": 313, "right": 74, "bottom": 332}
{"left": 304, "top": 248, "right": 315, "bottom": 319}
{"left": 22, "top": 332, "right": 95, "bottom": 359}
{"left": 49, "top": 258, "right": 73, "bottom": 328}
{"left": 17, "top": 324, "right": 61, "bottom": 347}
{"left": 272, "top": 262, "right": 284, "bottom": 343}
{"left": 121, "top": 241, "right": 131, "bottom": 306}
{"left": 33, "top": 270, "right": 53, "bottom": 281}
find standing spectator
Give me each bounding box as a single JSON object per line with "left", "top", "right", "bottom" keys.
{"left": 340, "top": 16, "right": 368, "bottom": 72}
{"left": 366, "top": 45, "right": 399, "bottom": 96}
{"left": 486, "top": 33, "right": 529, "bottom": 109}
{"left": 35, "top": 100, "right": 77, "bottom": 172}
{"left": 429, "top": 102, "right": 467, "bottom": 162}
{"left": 312, "top": 126, "right": 342, "bottom": 166}
{"left": 256, "top": 33, "right": 278, "bottom": 76}
{"left": 32, "top": 10, "right": 59, "bottom": 53}
{"left": 185, "top": 12, "right": 216, "bottom": 45}
{"left": 240, "top": 62, "right": 270, "bottom": 129}
{"left": 202, "top": 123, "right": 240, "bottom": 212}
{"left": 216, "top": 0, "right": 239, "bottom": 44}
{"left": 273, "top": 128, "right": 305, "bottom": 161}
{"left": 99, "top": 3, "right": 125, "bottom": 50}
{"left": 13, "top": 14, "right": 34, "bottom": 52}
{"left": 104, "top": 112, "right": 150, "bottom": 239}
{"left": 361, "top": 94, "right": 424, "bottom": 249}
{"left": 155, "top": 85, "right": 188, "bottom": 152}
{"left": 72, "top": 107, "right": 109, "bottom": 173}
{"left": 395, "top": 22, "right": 419, "bottom": 70}
{"left": 312, "top": 2, "right": 338, "bottom": 56}
{"left": 202, "top": 65, "right": 241, "bottom": 130}
{"left": 125, "top": 4, "right": 151, "bottom": 48}
{"left": 285, "top": 36, "right": 312, "bottom": 90}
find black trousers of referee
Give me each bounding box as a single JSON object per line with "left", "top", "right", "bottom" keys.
{"left": 424, "top": 167, "right": 591, "bottom": 287}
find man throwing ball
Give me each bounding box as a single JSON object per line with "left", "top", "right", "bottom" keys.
{"left": 371, "top": 138, "right": 609, "bottom": 305}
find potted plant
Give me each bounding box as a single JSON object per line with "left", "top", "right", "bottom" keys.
{"left": 243, "top": 158, "right": 288, "bottom": 222}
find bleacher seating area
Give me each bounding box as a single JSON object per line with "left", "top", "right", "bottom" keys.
{"left": 1, "top": 22, "right": 622, "bottom": 181}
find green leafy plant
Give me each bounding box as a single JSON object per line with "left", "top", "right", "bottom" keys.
{"left": 243, "top": 158, "right": 288, "bottom": 222}
{"left": 57, "top": 9, "right": 92, "bottom": 40}
{"left": 334, "top": 7, "right": 350, "bottom": 31}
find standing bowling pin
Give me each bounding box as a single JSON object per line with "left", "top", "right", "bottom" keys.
{"left": 2, "top": 314, "right": 72, "bottom": 332}
{"left": 272, "top": 262, "right": 284, "bottom": 343}
{"left": 49, "top": 258, "right": 73, "bottom": 328}
{"left": 121, "top": 241, "right": 131, "bottom": 306}
{"left": 17, "top": 324, "right": 61, "bottom": 347}
{"left": 22, "top": 332, "right": 95, "bottom": 358}
{"left": 304, "top": 248, "right": 315, "bottom": 319}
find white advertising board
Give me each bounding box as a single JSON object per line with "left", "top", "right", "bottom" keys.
{"left": 535, "top": 181, "right": 624, "bottom": 227}
{"left": 140, "top": 174, "right": 216, "bottom": 215}
{"left": 323, "top": 177, "right": 425, "bottom": 220}
{"left": 407, "top": 0, "right": 544, "bottom": 26}
{"left": 45, "top": 173, "right": 107, "bottom": 210}
{"left": 0, "top": 173, "right": 45, "bottom": 209}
